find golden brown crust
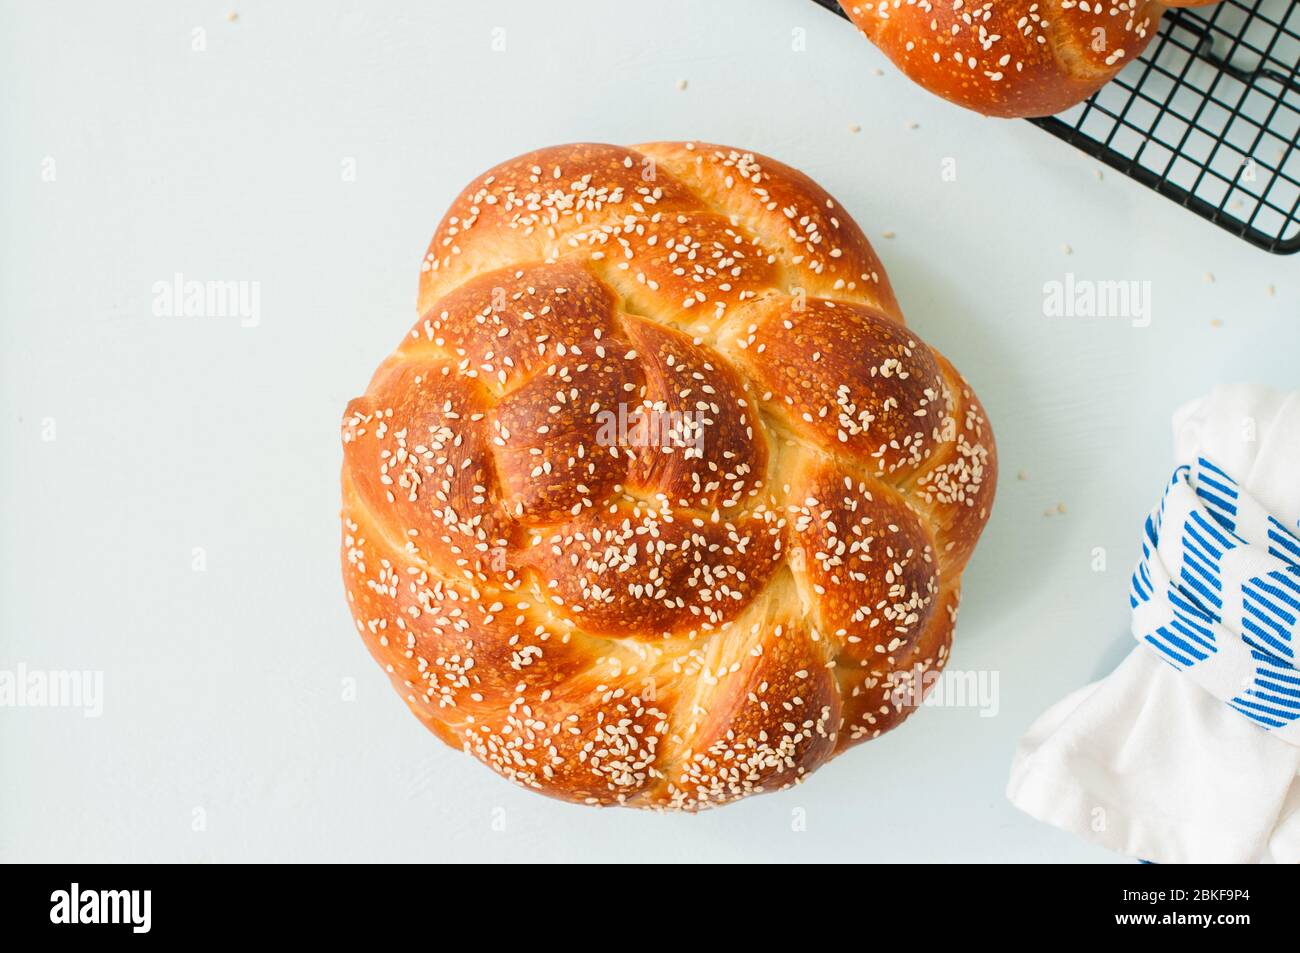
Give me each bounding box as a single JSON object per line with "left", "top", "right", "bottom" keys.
{"left": 343, "top": 142, "right": 997, "bottom": 809}
{"left": 838, "top": 0, "right": 1202, "bottom": 118}
{"left": 737, "top": 297, "right": 949, "bottom": 478}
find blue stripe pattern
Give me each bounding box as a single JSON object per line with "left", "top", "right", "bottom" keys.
{"left": 1131, "top": 457, "right": 1300, "bottom": 739}
{"left": 1229, "top": 650, "right": 1300, "bottom": 728}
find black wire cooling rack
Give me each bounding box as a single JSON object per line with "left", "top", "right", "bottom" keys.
{"left": 812, "top": 0, "right": 1300, "bottom": 255}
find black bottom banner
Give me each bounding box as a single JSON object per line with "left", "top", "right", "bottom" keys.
{"left": 0, "top": 863, "right": 1282, "bottom": 940}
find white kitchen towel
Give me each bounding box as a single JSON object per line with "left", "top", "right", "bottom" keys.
{"left": 1007, "top": 384, "right": 1300, "bottom": 864}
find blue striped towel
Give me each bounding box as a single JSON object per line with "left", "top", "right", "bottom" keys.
{"left": 1131, "top": 456, "right": 1300, "bottom": 744}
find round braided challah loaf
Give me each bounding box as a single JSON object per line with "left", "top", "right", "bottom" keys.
{"left": 838, "top": 1, "right": 1221, "bottom": 118}
{"left": 340, "top": 142, "right": 997, "bottom": 809}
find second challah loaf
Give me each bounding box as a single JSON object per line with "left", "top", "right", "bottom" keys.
{"left": 839, "top": 0, "right": 1221, "bottom": 118}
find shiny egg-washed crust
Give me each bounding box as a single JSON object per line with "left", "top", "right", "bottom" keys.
{"left": 839, "top": 0, "right": 1221, "bottom": 119}
{"left": 341, "top": 142, "right": 997, "bottom": 809}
